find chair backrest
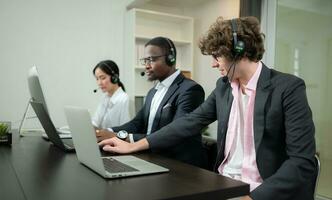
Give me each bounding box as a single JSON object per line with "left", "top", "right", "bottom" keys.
{"left": 314, "top": 154, "right": 321, "bottom": 198}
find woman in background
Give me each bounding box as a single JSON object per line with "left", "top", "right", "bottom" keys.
{"left": 92, "top": 60, "right": 130, "bottom": 129}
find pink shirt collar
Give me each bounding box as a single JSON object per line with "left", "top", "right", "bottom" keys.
{"left": 230, "top": 61, "right": 262, "bottom": 96}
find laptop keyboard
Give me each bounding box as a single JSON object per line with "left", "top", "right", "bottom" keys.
{"left": 103, "top": 158, "right": 139, "bottom": 173}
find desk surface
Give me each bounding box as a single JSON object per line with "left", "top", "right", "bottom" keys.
{"left": 0, "top": 133, "right": 249, "bottom": 200}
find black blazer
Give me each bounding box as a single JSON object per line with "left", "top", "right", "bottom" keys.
{"left": 113, "top": 73, "right": 207, "bottom": 168}
{"left": 147, "top": 64, "right": 316, "bottom": 200}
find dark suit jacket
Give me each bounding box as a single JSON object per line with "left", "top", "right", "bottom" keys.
{"left": 113, "top": 73, "right": 207, "bottom": 168}
{"left": 147, "top": 64, "right": 316, "bottom": 200}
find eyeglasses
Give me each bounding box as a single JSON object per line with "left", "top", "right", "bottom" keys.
{"left": 139, "top": 55, "right": 166, "bottom": 65}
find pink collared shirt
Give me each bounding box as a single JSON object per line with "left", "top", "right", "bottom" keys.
{"left": 218, "top": 62, "right": 263, "bottom": 191}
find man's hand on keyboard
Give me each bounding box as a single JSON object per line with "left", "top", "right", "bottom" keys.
{"left": 95, "top": 129, "right": 116, "bottom": 142}
{"left": 98, "top": 137, "right": 150, "bottom": 154}
{"left": 98, "top": 137, "right": 133, "bottom": 154}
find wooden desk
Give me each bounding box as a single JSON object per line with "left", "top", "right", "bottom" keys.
{"left": 0, "top": 133, "right": 249, "bottom": 200}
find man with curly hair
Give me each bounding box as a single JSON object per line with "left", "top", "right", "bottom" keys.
{"left": 99, "top": 16, "right": 316, "bottom": 200}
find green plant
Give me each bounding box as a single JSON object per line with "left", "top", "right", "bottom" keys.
{"left": 0, "top": 123, "right": 9, "bottom": 136}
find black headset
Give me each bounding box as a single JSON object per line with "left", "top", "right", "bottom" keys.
{"left": 102, "top": 61, "right": 119, "bottom": 84}
{"left": 163, "top": 37, "right": 176, "bottom": 66}
{"left": 231, "top": 19, "right": 245, "bottom": 57}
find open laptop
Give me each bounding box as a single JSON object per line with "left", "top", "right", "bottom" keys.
{"left": 30, "top": 101, "right": 75, "bottom": 152}
{"left": 64, "top": 106, "right": 169, "bottom": 179}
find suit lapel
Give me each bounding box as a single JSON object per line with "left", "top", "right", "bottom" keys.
{"left": 253, "top": 64, "right": 272, "bottom": 151}
{"left": 218, "top": 85, "right": 233, "bottom": 135}
{"left": 144, "top": 88, "right": 157, "bottom": 127}
{"left": 151, "top": 74, "right": 184, "bottom": 132}
{"left": 214, "top": 82, "right": 233, "bottom": 170}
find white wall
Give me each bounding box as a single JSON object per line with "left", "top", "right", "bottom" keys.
{"left": 0, "top": 0, "right": 128, "bottom": 129}
{"left": 185, "top": 0, "right": 239, "bottom": 138}
{"left": 0, "top": 0, "right": 239, "bottom": 136}
{"left": 185, "top": 0, "right": 239, "bottom": 96}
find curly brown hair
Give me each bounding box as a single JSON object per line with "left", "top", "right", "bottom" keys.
{"left": 199, "top": 16, "right": 265, "bottom": 62}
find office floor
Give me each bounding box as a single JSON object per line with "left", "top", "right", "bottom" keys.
{"left": 317, "top": 158, "right": 332, "bottom": 199}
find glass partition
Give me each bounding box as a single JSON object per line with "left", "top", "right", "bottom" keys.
{"left": 275, "top": 0, "right": 332, "bottom": 198}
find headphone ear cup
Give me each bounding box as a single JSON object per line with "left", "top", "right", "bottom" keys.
{"left": 166, "top": 54, "right": 175, "bottom": 66}
{"left": 234, "top": 40, "right": 245, "bottom": 56}
{"left": 230, "top": 18, "right": 245, "bottom": 57}
{"left": 164, "top": 38, "right": 176, "bottom": 66}
{"left": 110, "top": 74, "right": 119, "bottom": 84}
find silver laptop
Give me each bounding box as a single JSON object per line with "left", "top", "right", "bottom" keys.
{"left": 30, "top": 101, "right": 75, "bottom": 152}
{"left": 64, "top": 106, "right": 169, "bottom": 179}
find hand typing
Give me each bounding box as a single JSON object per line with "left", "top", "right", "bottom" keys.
{"left": 98, "top": 137, "right": 134, "bottom": 154}
{"left": 95, "top": 129, "right": 116, "bottom": 142}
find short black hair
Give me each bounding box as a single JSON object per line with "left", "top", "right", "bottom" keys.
{"left": 145, "top": 36, "right": 177, "bottom": 63}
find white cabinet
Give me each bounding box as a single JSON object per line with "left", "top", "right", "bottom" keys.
{"left": 124, "top": 8, "right": 194, "bottom": 113}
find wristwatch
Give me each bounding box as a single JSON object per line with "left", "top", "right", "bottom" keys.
{"left": 116, "top": 130, "right": 128, "bottom": 140}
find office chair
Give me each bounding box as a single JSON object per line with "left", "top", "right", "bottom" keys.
{"left": 314, "top": 154, "right": 321, "bottom": 198}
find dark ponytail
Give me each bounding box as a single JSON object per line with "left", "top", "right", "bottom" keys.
{"left": 118, "top": 81, "right": 126, "bottom": 92}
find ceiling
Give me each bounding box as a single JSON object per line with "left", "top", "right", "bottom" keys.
{"left": 149, "top": 0, "right": 210, "bottom": 7}
{"left": 127, "top": 0, "right": 215, "bottom": 9}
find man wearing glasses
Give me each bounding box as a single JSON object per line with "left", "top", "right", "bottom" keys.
{"left": 96, "top": 36, "right": 207, "bottom": 168}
